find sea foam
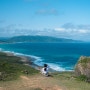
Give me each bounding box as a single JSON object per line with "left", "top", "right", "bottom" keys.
{"left": 0, "top": 48, "right": 68, "bottom": 71}
{"left": 47, "top": 63, "right": 66, "bottom": 71}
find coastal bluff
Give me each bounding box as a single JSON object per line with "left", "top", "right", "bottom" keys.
{"left": 0, "top": 52, "right": 90, "bottom": 90}
{"left": 75, "top": 56, "right": 90, "bottom": 79}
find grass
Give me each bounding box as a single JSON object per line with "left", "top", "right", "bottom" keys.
{"left": 0, "top": 52, "right": 90, "bottom": 90}
{"left": 0, "top": 52, "right": 39, "bottom": 81}
{"left": 79, "top": 57, "right": 90, "bottom": 63}
{"left": 78, "top": 57, "right": 90, "bottom": 68}
{"left": 53, "top": 72, "right": 90, "bottom": 90}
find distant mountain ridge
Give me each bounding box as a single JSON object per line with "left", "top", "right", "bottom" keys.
{"left": 0, "top": 35, "right": 82, "bottom": 43}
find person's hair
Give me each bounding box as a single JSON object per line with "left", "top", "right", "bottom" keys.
{"left": 44, "top": 64, "right": 47, "bottom": 67}
{"left": 44, "top": 67, "right": 47, "bottom": 71}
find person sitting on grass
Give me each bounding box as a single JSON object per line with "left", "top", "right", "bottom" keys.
{"left": 41, "top": 64, "right": 49, "bottom": 76}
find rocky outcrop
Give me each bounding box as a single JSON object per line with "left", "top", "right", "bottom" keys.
{"left": 75, "top": 56, "right": 90, "bottom": 78}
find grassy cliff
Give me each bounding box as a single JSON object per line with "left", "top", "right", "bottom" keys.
{"left": 0, "top": 52, "right": 90, "bottom": 90}
{"left": 0, "top": 52, "right": 39, "bottom": 81}
{"left": 75, "top": 56, "right": 90, "bottom": 81}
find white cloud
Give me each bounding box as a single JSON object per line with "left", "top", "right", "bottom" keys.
{"left": 54, "top": 28, "right": 65, "bottom": 31}
{"left": 0, "top": 23, "right": 90, "bottom": 41}
{"left": 54, "top": 27, "right": 89, "bottom": 34}
{"left": 78, "top": 29, "right": 88, "bottom": 34}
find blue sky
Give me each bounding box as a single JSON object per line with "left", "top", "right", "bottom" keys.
{"left": 0, "top": 0, "right": 90, "bottom": 41}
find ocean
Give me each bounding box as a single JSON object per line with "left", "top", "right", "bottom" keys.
{"left": 0, "top": 42, "right": 90, "bottom": 71}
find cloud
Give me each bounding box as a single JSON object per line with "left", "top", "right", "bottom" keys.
{"left": 78, "top": 29, "right": 88, "bottom": 34}
{"left": 54, "top": 28, "right": 65, "bottom": 32}
{"left": 35, "top": 9, "right": 59, "bottom": 15}
{"left": 62, "top": 23, "right": 75, "bottom": 29}
{"left": 61, "top": 23, "right": 90, "bottom": 36}
{"left": 54, "top": 23, "right": 90, "bottom": 41}
{"left": 0, "top": 23, "right": 90, "bottom": 41}
{"left": 62, "top": 23, "right": 90, "bottom": 30}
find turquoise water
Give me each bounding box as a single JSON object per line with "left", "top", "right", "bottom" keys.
{"left": 0, "top": 43, "right": 90, "bottom": 71}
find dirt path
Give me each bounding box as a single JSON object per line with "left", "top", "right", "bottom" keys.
{"left": 20, "top": 75, "right": 62, "bottom": 90}
{"left": 0, "top": 74, "right": 64, "bottom": 90}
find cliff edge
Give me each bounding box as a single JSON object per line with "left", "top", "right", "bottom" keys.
{"left": 75, "top": 56, "right": 90, "bottom": 79}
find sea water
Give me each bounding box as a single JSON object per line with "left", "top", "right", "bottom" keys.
{"left": 0, "top": 42, "right": 90, "bottom": 71}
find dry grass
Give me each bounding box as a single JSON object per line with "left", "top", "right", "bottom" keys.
{"left": 0, "top": 52, "right": 90, "bottom": 90}
{"left": 53, "top": 72, "right": 90, "bottom": 90}
{"left": 0, "top": 72, "right": 90, "bottom": 90}
{"left": 0, "top": 74, "right": 63, "bottom": 90}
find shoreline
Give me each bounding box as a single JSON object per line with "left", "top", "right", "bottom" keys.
{"left": 0, "top": 50, "right": 74, "bottom": 72}
{"left": 0, "top": 51, "right": 90, "bottom": 90}
{"left": 0, "top": 43, "right": 76, "bottom": 72}
{"left": 0, "top": 51, "right": 62, "bottom": 73}
{"left": 3, "top": 51, "right": 42, "bottom": 71}
{"left": 6, "top": 51, "right": 58, "bottom": 72}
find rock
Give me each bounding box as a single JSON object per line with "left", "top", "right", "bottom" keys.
{"left": 75, "top": 56, "right": 90, "bottom": 78}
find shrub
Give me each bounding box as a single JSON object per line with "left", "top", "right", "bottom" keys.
{"left": 76, "top": 75, "right": 88, "bottom": 81}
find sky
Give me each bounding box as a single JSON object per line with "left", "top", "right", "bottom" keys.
{"left": 0, "top": 0, "right": 90, "bottom": 41}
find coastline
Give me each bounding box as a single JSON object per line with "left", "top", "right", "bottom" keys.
{"left": 0, "top": 49, "right": 74, "bottom": 73}
{"left": 0, "top": 50, "right": 59, "bottom": 72}
{"left": 1, "top": 49, "right": 90, "bottom": 90}
{"left": 0, "top": 43, "right": 78, "bottom": 72}
{"left": 0, "top": 50, "right": 42, "bottom": 71}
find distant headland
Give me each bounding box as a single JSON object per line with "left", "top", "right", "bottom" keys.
{"left": 0, "top": 35, "right": 83, "bottom": 43}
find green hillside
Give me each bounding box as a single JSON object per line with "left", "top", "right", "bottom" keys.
{"left": 0, "top": 52, "right": 39, "bottom": 81}
{"left": 1, "top": 35, "right": 81, "bottom": 43}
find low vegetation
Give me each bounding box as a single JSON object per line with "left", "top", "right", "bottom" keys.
{"left": 0, "top": 52, "right": 90, "bottom": 90}
{"left": 0, "top": 35, "right": 80, "bottom": 43}
{"left": 75, "top": 56, "right": 90, "bottom": 82}
{"left": 78, "top": 56, "right": 90, "bottom": 68}
{"left": 0, "top": 52, "right": 39, "bottom": 81}
{"left": 53, "top": 72, "right": 90, "bottom": 90}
